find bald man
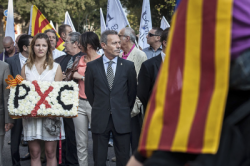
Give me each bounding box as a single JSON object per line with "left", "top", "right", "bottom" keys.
{"left": 0, "top": 36, "right": 17, "bottom": 61}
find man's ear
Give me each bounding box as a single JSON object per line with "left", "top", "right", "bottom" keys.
{"left": 23, "top": 45, "right": 27, "bottom": 52}
{"left": 62, "top": 32, "right": 66, "bottom": 38}
{"left": 156, "top": 36, "right": 161, "bottom": 42}
{"left": 101, "top": 42, "right": 106, "bottom": 49}
{"left": 163, "top": 40, "right": 167, "bottom": 48}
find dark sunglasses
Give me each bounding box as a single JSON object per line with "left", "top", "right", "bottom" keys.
{"left": 148, "top": 33, "right": 159, "bottom": 37}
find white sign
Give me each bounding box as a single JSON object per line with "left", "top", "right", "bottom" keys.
{"left": 138, "top": 0, "right": 152, "bottom": 49}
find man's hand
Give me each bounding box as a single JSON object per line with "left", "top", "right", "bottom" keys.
{"left": 126, "top": 156, "right": 143, "bottom": 166}
{"left": 5, "top": 123, "right": 14, "bottom": 132}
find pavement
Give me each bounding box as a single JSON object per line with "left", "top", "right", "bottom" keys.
{"left": 2, "top": 131, "right": 116, "bottom": 166}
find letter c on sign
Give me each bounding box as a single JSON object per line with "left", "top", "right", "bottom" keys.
{"left": 57, "top": 85, "right": 74, "bottom": 110}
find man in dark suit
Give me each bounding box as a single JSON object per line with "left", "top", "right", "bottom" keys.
{"left": 55, "top": 32, "right": 83, "bottom": 166}
{"left": 5, "top": 34, "right": 33, "bottom": 166}
{"left": 85, "top": 30, "right": 137, "bottom": 166}
{"left": 137, "top": 29, "right": 169, "bottom": 115}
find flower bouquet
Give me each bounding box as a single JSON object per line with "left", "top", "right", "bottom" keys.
{"left": 6, "top": 75, "right": 79, "bottom": 119}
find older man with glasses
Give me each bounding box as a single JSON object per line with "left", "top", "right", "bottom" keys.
{"left": 44, "top": 29, "right": 66, "bottom": 60}
{"left": 54, "top": 32, "right": 84, "bottom": 166}
{"left": 143, "top": 27, "right": 163, "bottom": 59}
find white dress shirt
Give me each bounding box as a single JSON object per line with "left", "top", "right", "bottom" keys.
{"left": 161, "top": 51, "right": 166, "bottom": 62}
{"left": 103, "top": 55, "right": 118, "bottom": 76}
{"left": 52, "top": 49, "right": 66, "bottom": 60}
{"left": 19, "top": 52, "right": 28, "bottom": 68}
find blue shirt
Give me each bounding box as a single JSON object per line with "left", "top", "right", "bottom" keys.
{"left": 143, "top": 46, "right": 162, "bottom": 59}
{"left": 103, "top": 55, "right": 118, "bottom": 76}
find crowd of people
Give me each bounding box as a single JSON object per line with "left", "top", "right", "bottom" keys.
{"left": 0, "top": 24, "right": 169, "bottom": 166}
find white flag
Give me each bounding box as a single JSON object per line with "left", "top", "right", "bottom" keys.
{"left": 160, "top": 16, "right": 170, "bottom": 30}
{"left": 5, "top": 0, "right": 15, "bottom": 41}
{"left": 100, "top": 8, "right": 106, "bottom": 33}
{"left": 50, "top": 20, "right": 56, "bottom": 30}
{"left": 28, "top": 5, "right": 33, "bottom": 35}
{"left": 106, "top": 0, "right": 128, "bottom": 33}
{"left": 116, "top": 0, "right": 130, "bottom": 27}
{"left": 64, "top": 11, "right": 76, "bottom": 32}
{"left": 138, "top": 0, "right": 152, "bottom": 49}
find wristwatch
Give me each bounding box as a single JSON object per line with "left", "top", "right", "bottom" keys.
{"left": 81, "top": 76, "right": 85, "bottom": 81}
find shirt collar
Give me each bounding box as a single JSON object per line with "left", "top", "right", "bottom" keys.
{"left": 122, "top": 44, "right": 135, "bottom": 57}
{"left": 161, "top": 51, "right": 166, "bottom": 62}
{"left": 103, "top": 54, "right": 118, "bottom": 64}
{"left": 19, "top": 52, "right": 27, "bottom": 61}
{"left": 149, "top": 45, "right": 162, "bottom": 51}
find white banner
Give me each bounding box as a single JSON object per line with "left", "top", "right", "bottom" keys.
{"left": 138, "top": 0, "right": 152, "bottom": 49}
{"left": 28, "top": 5, "right": 34, "bottom": 35}
{"left": 50, "top": 20, "right": 56, "bottom": 30}
{"left": 5, "top": 0, "right": 15, "bottom": 41}
{"left": 106, "top": 0, "right": 128, "bottom": 33}
{"left": 64, "top": 11, "right": 76, "bottom": 32}
{"left": 100, "top": 8, "right": 106, "bottom": 33}
{"left": 160, "top": 16, "right": 170, "bottom": 30}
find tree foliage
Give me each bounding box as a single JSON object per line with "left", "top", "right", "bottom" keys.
{"left": 0, "top": 0, "right": 175, "bottom": 35}
{"left": 121, "top": 0, "right": 176, "bottom": 34}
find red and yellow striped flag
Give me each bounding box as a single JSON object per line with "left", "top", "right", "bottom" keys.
{"left": 138, "top": 0, "right": 233, "bottom": 157}
{"left": 29, "top": 5, "right": 64, "bottom": 51}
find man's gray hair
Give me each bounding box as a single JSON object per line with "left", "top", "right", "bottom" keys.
{"left": 68, "top": 32, "right": 81, "bottom": 43}
{"left": 44, "top": 29, "right": 59, "bottom": 43}
{"left": 101, "top": 30, "right": 118, "bottom": 44}
{"left": 124, "top": 27, "right": 136, "bottom": 43}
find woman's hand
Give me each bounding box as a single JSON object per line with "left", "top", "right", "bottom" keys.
{"left": 62, "top": 71, "right": 66, "bottom": 80}
{"left": 73, "top": 72, "right": 83, "bottom": 80}
{"left": 5, "top": 123, "right": 14, "bottom": 132}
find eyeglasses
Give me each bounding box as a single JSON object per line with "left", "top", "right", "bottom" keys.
{"left": 64, "top": 40, "right": 74, "bottom": 44}
{"left": 148, "top": 33, "right": 160, "bottom": 37}
{"left": 118, "top": 35, "right": 128, "bottom": 38}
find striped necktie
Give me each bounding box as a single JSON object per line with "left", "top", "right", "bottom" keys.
{"left": 66, "top": 57, "right": 73, "bottom": 69}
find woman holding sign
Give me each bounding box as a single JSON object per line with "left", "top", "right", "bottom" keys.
{"left": 21, "top": 33, "right": 65, "bottom": 166}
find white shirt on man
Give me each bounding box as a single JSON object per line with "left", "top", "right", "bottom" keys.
{"left": 52, "top": 49, "right": 66, "bottom": 60}
{"left": 161, "top": 51, "right": 166, "bottom": 62}
{"left": 19, "top": 52, "right": 27, "bottom": 68}
{"left": 103, "top": 55, "right": 118, "bottom": 76}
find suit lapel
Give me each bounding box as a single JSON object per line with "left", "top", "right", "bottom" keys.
{"left": 112, "top": 57, "right": 123, "bottom": 90}
{"left": 96, "top": 57, "right": 110, "bottom": 90}
{"left": 15, "top": 54, "right": 22, "bottom": 74}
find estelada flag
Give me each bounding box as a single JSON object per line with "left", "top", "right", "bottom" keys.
{"left": 138, "top": 0, "right": 233, "bottom": 157}
{"left": 28, "top": 5, "right": 64, "bottom": 51}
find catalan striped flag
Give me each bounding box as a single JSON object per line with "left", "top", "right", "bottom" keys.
{"left": 138, "top": 0, "right": 233, "bottom": 157}
{"left": 28, "top": 5, "right": 64, "bottom": 51}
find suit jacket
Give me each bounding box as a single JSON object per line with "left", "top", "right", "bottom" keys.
{"left": 85, "top": 56, "right": 137, "bottom": 134}
{"left": 5, "top": 53, "right": 22, "bottom": 77}
{"left": 137, "top": 53, "right": 162, "bottom": 113}
{"left": 55, "top": 52, "right": 85, "bottom": 72}
{"left": 119, "top": 47, "right": 147, "bottom": 77}
{"left": 0, "top": 61, "right": 14, "bottom": 135}
{"left": 120, "top": 46, "right": 147, "bottom": 117}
